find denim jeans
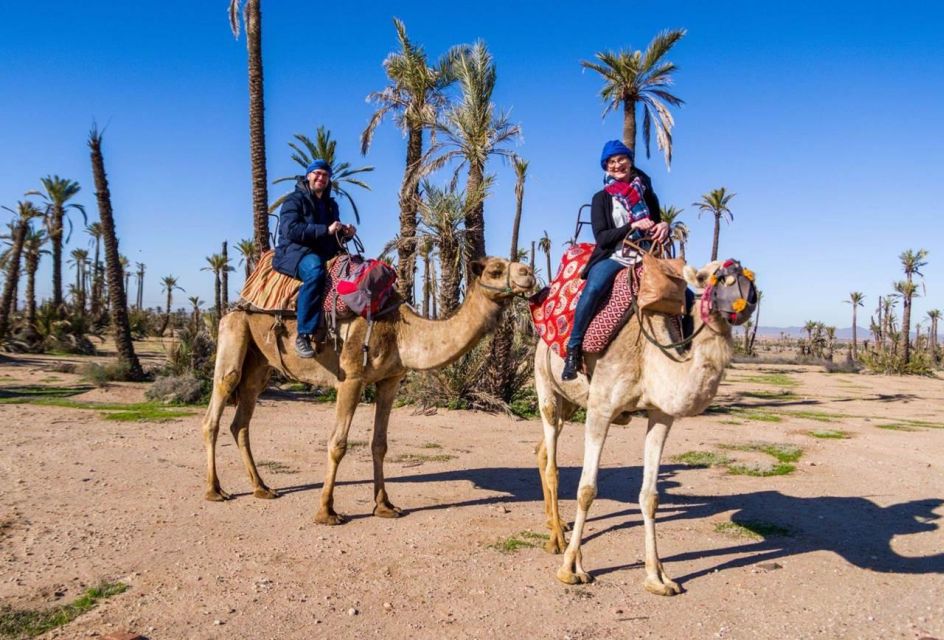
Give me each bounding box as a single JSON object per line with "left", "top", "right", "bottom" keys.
{"left": 567, "top": 258, "right": 625, "bottom": 351}
{"left": 295, "top": 253, "right": 326, "bottom": 336}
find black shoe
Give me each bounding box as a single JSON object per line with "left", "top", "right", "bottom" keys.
{"left": 562, "top": 347, "right": 582, "bottom": 381}
{"left": 295, "top": 334, "right": 316, "bottom": 359}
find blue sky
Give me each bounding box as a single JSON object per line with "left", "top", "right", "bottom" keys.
{"left": 1, "top": 1, "right": 942, "bottom": 329}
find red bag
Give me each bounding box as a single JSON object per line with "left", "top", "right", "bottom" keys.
{"left": 335, "top": 256, "right": 398, "bottom": 319}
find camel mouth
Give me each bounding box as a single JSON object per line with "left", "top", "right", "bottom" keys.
{"left": 706, "top": 260, "right": 757, "bottom": 326}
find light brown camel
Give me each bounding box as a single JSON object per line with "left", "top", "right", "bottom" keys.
{"left": 202, "top": 257, "right": 534, "bottom": 525}
{"left": 534, "top": 259, "right": 756, "bottom": 595}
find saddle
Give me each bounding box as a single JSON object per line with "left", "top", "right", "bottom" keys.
{"left": 529, "top": 243, "right": 643, "bottom": 357}
{"left": 239, "top": 250, "right": 355, "bottom": 319}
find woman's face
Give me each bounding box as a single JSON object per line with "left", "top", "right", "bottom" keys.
{"left": 605, "top": 154, "right": 632, "bottom": 182}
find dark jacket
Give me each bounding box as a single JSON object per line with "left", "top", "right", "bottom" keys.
{"left": 581, "top": 167, "right": 661, "bottom": 278}
{"left": 272, "top": 179, "right": 342, "bottom": 277}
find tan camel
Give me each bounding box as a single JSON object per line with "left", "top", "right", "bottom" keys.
{"left": 202, "top": 257, "right": 534, "bottom": 525}
{"left": 534, "top": 259, "right": 756, "bottom": 595}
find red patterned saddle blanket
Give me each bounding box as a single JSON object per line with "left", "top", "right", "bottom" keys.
{"left": 529, "top": 243, "right": 642, "bottom": 356}
{"left": 238, "top": 250, "right": 355, "bottom": 320}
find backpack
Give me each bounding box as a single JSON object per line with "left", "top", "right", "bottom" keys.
{"left": 335, "top": 256, "right": 398, "bottom": 320}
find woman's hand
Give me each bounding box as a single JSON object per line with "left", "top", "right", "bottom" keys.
{"left": 649, "top": 221, "right": 670, "bottom": 243}
{"left": 630, "top": 218, "right": 655, "bottom": 232}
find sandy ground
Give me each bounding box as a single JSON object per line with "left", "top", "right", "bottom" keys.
{"left": 1, "top": 348, "right": 943, "bottom": 640}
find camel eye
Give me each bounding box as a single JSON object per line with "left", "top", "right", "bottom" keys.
{"left": 488, "top": 268, "right": 504, "bottom": 278}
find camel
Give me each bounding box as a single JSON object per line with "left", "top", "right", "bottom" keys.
{"left": 202, "top": 256, "right": 535, "bottom": 525}
{"left": 534, "top": 259, "right": 756, "bottom": 595}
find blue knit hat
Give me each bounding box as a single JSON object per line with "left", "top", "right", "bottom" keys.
{"left": 305, "top": 159, "right": 332, "bottom": 176}
{"left": 599, "top": 140, "right": 634, "bottom": 170}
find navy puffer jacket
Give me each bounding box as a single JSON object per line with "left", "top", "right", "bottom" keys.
{"left": 272, "top": 179, "right": 342, "bottom": 277}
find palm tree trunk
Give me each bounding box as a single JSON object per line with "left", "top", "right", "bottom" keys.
{"left": 0, "top": 221, "right": 27, "bottom": 340}
{"left": 438, "top": 239, "right": 461, "bottom": 317}
{"left": 509, "top": 173, "right": 525, "bottom": 260}
{"left": 679, "top": 239, "right": 686, "bottom": 262}
{"left": 91, "top": 237, "right": 102, "bottom": 315}
{"left": 901, "top": 296, "right": 912, "bottom": 364}
{"left": 161, "top": 290, "right": 172, "bottom": 337}
{"left": 484, "top": 310, "right": 515, "bottom": 401}
{"left": 88, "top": 128, "right": 145, "bottom": 380}
{"left": 851, "top": 307, "right": 858, "bottom": 360}
{"left": 711, "top": 213, "right": 721, "bottom": 261}
{"left": 245, "top": 0, "right": 270, "bottom": 256}
{"left": 622, "top": 98, "right": 636, "bottom": 150}
{"left": 422, "top": 250, "right": 431, "bottom": 318}
{"left": 397, "top": 126, "right": 423, "bottom": 304}
{"left": 545, "top": 250, "right": 552, "bottom": 284}
{"left": 50, "top": 207, "right": 64, "bottom": 309}
{"left": 25, "top": 254, "right": 38, "bottom": 340}
{"left": 465, "top": 162, "right": 486, "bottom": 269}
{"left": 221, "top": 241, "right": 229, "bottom": 309}
{"left": 214, "top": 273, "right": 222, "bottom": 320}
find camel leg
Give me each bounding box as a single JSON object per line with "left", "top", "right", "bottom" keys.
{"left": 314, "top": 378, "right": 364, "bottom": 525}
{"left": 202, "top": 314, "right": 250, "bottom": 502}
{"left": 228, "top": 348, "right": 278, "bottom": 500}
{"left": 640, "top": 410, "right": 681, "bottom": 596}
{"left": 557, "top": 406, "right": 612, "bottom": 585}
{"left": 537, "top": 394, "right": 567, "bottom": 554}
{"left": 370, "top": 376, "right": 404, "bottom": 518}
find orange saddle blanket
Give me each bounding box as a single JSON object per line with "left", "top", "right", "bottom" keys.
{"left": 528, "top": 243, "right": 642, "bottom": 356}
{"left": 239, "top": 250, "right": 353, "bottom": 319}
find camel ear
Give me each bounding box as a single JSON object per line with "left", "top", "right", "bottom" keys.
{"left": 470, "top": 259, "right": 486, "bottom": 277}
{"left": 683, "top": 265, "right": 702, "bottom": 288}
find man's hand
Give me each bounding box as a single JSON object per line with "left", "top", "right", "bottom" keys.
{"left": 328, "top": 221, "right": 343, "bottom": 235}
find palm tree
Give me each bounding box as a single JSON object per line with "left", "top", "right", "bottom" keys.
{"left": 203, "top": 253, "right": 229, "bottom": 319}
{"left": 659, "top": 205, "right": 689, "bottom": 260}
{"left": 927, "top": 309, "right": 941, "bottom": 365}
{"left": 119, "top": 255, "right": 130, "bottom": 297}
{"left": 581, "top": 29, "right": 686, "bottom": 166}
{"left": 539, "top": 230, "right": 553, "bottom": 283}
{"left": 86, "top": 222, "right": 105, "bottom": 315}
{"left": 159, "top": 275, "right": 184, "bottom": 337}
{"left": 428, "top": 41, "right": 522, "bottom": 268}
{"left": 221, "top": 241, "right": 230, "bottom": 309}
{"left": 271, "top": 126, "right": 373, "bottom": 219}
{"left": 803, "top": 320, "right": 817, "bottom": 354}
{"left": 509, "top": 158, "right": 529, "bottom": 260}
{"left": 416, "top": 181, "right": 469, "bottom": 316}
{"left": 135, "top": 262, "right": 146, "bottom": 310}
{"left": 0, "top": 202, "right": 43, "bottom": 340}
{"left": 361, "top": 18, "right": 455, "bottom": 304}
{"left": 229, "top": 0, "right": 270, "bottom": 255}
{"left": 417, "top": 235, "right": 436, "bottom": 318}
{"left": 188, "top": 296, "right": 204, "bottom": 332}
{"left": 68, "top": 248, "right": 90, "bottom": 312}
{"left": 845, "top": 291, "right": 865, "bottom": 360}
{"left": 27, "top": 176, "right": 85, "bottom": 309}
{"left": 22, "top": 225, "right": 48, "bottom": 338}
{"left": 235, "top": 238, "right": 257, "bottom": 279}
{"left": 694, "top": 188, "right": 735, "bottom": 262}
{"left": 87, "top": 126, "right": 145, "bottom": 379}
{"left": 898, "top": 249, "right": 928, "bottom": 364}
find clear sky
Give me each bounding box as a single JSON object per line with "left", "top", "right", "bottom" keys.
{"left": 2, "top": 1, "right": 942, "bottom": 329}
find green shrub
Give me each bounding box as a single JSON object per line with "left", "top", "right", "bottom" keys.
{"left": 146, "top": 374, "right": 206, "bottom": 404}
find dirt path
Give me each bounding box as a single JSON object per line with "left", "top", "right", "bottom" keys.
{"left": 1, "top": 357, "right": 942, "bottom": 639}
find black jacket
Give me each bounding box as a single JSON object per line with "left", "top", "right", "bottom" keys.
{"left": 581, "top": 168, "right": 661, "bottom": 278}
{"left": 272, "top": 179, "right": 341, "bottom": 277}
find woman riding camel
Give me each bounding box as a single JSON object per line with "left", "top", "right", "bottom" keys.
{"left": 561, "top": 140, "right": 669, "bottom": 380}
{"left": 272, "top": 160, "right": 355, "bottom": 358}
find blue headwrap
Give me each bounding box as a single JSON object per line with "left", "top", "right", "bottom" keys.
{"left": 599, "top": 140, "right": 634, "bottom": 170}
{"left": 305, "top": 159, "right": 332, "bottom": 176}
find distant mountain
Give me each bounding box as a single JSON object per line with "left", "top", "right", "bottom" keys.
{"left": 754, "top": 326, "right": 872, "bottom": 341}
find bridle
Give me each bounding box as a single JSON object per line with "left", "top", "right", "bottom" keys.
{"left": 476, "top": 265, "right": 532, "bottom": 298}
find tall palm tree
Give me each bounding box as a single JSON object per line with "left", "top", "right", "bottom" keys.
{"left": 86, "top": 221, "right": 104, "bottom": 315}
{"left": 927, "top": 309, "right": 941, "bottom": 365}
{"left": 159, "top": 275, "right": 184, "bottom": 337}
{"left": 581, "top": 29, "right": 686, "bottom": 166}
{"left": 135, "top": 262, "right": 146, "bottom": 310}
{"left": 539, "top": 230, "right": 553, "bottom": 283}
{"left": 87, "top": 126, "right": 145, "bottom": 379}
{"left": 22, "top": 225, "right": 48, "bottom": 338}
{"left": 361, "top": 18, "right": 455, "bottom": 304}
{"left": 0, "top": 202, "right": 43, "bottom": 340}
{"left": 27, "top": 176, "right": 85, "bottom": 309}
{"left": 235, "top": 238, "right": 257, "bottom": 279}
{"left": 508, "top": 158, "right": 529, "bottom": 260}
{"left": 416, "top": 181, "right": 468, "bottom": 316}
{"left": 119, "top": 255, "right": 130, "bottom": 297}
{"left": 203, "top": 253, "right": 229, "bottom": 319}
{"left": 221, "top": 241, "right": 230, "bottom": 309}
{"left": 803, "top": 320, "right": 817, "bottom": 354}
{"left": 68, "top": 248, "right": 90, "bottom": 312}
{"left": 694, "top": 188, "right": 735, "bottom": 261}
{"left": 898, "top": 248, "right": 928, "bottom": 364}
{"left": 428, "top": 41, "right": 522, "bottom": 268}
{"left": 658, "top": 205, "right": 689, "bottom": 260}
{"left": 846, "top": 291, "right": 865, "bottom": 360}
{"left": 229, "top": 0, "right": 270, "bottom": 255}
{"left": 417, "top": 235, "right": 436, "bottom": 318}
{"left": 271, "top": 126, "right": 373, "bottom": 220}
{"left": 188, "top": 296, "right": 204, "bottom": 332}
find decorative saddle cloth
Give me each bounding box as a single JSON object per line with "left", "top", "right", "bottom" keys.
{"left": 529, "top": 243, "right": 642, "bottom": 357}
{"left": 238, "top": 250, "right": 354, "bottom": 320}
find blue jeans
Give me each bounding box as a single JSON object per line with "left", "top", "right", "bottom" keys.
{"left": 295, "top": 253, "right": 326, "bottom": 336}
{"left": 567, "top": 259, "right": 625, "bottom": 352}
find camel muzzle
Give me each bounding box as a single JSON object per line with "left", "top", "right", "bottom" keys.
{"left": 705, "top": 260, "right": 757, "bottom": 326}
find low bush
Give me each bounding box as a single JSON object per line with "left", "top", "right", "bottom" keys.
{"left": 146, "top": 374, "right": 206, "bottom": 404}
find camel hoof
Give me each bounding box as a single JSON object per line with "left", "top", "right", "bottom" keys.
{"left": 314, "top": 510, "right": 347, "bottom": 526}
{"left": 373, "top": 503, "right": 403, "bottom": 519}
{"left": 205, "top": 488, "right": 231, "bottom": 502}
{"left": 253, "top": 486, "right": 280, "bottom": 500}
{"left": 556, "top": 567, "right": 593, "bottom": 585}
{"left": 644, "top": 577, "right": 682, "bottom": 596}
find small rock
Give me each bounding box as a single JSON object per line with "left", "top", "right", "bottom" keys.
{"left": 613, "top": 608, "right": 624, "bottom": 615}
{"left": 213, "top": 620, "right": 223, "bottom": 626}
{"left": 348, "top": 607, "right": 358, "bottom": 616}
{"left": 754, "top": 562, "right": 783, "bottom": 572}
{"left": 383, "top": 602, "right": 393, "bottom": 611}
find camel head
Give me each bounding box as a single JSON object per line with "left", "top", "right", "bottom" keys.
{"left": 684, "top": 259, "right": 758, "bottom": 326}
{"left": 470, "top": 257, "right": 536, "bottom": 302}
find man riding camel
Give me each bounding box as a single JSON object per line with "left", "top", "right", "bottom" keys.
{"left": 272, "top": 160, "right": 355, "bottom": 358}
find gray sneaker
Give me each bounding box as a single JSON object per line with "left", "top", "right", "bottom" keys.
{"left": 295, "top": 334, "right": 316, "bottom": 358}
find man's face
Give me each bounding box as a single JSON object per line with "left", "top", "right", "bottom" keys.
{"left": 307, "top": 169, "right": 330, "bottom": 193}
{"left": 605, "top": 154, "right": 632, "bottom": 181}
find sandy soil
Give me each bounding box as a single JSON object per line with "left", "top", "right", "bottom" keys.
{"left": 1, "top": 351, "right": 943, "bottom": 640}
